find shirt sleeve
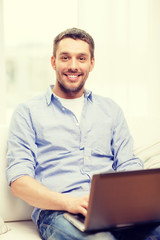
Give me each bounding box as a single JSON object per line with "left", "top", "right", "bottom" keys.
{"left": 6, "top": 104, "right": 37, "bottom": 185}
{"left": 111, "top": 108, "right": 144, "bottom": 171}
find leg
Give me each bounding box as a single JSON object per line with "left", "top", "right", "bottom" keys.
{"left": 37, "top": 210, "right": 160, "bottom": 240}
{"left": 37, "top": 210, "right": 116, "bottom": 240}
{"left": 111, "top": 223, "right": 160, "bottom": 240}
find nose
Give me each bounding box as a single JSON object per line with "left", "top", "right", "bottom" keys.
{"left": 68, "top": 58, "right": 78, "bottom": 71}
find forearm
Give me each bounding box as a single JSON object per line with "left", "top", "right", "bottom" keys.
{"left": 11, "top": 175, "right": 69, "bottom": 211}
{"left": 11, "top": 175, "right": 89, "bottom": 216}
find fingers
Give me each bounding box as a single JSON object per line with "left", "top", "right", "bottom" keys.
{"left": 79, "top": 206, "right": 87, "bottom": 216}
{"left": 65, "top": 194, "right": 89, "bottom": 216}
{"left": 81, "top": 198, "right": 88, "bottom": 210}
{"left": 79, "top": 196, "right": 89, "bottom": 216}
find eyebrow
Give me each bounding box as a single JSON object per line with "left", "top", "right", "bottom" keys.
{"left": 59, "top": 52, "right": 69, "bottom": 55}
{"left": 59, "top": 52, "right": 89, "bottom": 57}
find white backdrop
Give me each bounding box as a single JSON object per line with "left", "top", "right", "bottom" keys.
{"left": 78, "top": 0, "right": 160, "bottom": 118}
{"left": 77, "top": 0, "right": 160, "bottom": 146}
{"left": 0, "top": 0, "right": 160, "bottom": 146}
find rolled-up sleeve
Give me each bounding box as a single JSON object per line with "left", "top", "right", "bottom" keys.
{"left": 6, "top": 104, "right": 37, "bottom": 185}
{"left": 112, "top": 108, "right": 144, "bottom": 171}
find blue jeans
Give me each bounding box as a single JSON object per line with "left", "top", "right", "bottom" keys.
{"left": 37, "top": 210, "right": 160, "bottom": 240}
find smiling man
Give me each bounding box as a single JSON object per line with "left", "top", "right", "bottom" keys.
{"left": 51, "top": 37, "right": 94, "bottom": 98}
{"left": 6, "top": 28, "right": 160, "bottom": 240}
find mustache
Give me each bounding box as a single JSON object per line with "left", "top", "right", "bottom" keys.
{"left": 64, "top": 70, "right": 83, "bottom": 75}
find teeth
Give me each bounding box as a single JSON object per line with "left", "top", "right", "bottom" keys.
{"left": 68, "top": 75, "right": 78, "bottom": 78}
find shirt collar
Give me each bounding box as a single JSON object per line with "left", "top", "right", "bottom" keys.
{"left": 45, "top": 85, "right": 93, "bottom": 105}
{"left": 84, "top": 88, "right": 93, "bottom": 102}
{"left": 45, "top": 85, "right": 54, "bottom": 105}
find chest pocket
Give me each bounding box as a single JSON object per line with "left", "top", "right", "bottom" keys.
{"left": 86, "top": 119, "right": 114, "bottom": 157}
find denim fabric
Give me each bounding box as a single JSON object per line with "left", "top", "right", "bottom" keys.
{"left": 37, "top": 210, "right": 160, "bottom": 240}
{"left": 37, "top": 210, "right": 116, "bottom": 240}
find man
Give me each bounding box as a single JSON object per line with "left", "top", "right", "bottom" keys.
{"left": 6, "top": 28, "right": 160, "bottom": 239}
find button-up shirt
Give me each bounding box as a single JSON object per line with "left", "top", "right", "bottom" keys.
{"left": 6, "top": 86, "right": 143, "bottom": 223}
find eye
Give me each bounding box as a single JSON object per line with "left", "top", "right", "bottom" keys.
{"left": 79, "top": 57, "right": 86, "bottom": 62}
{"left": 61, "top": 56, "right": 69, "bottom": 61}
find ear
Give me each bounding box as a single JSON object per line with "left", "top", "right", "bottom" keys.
{"left": 51, "top": 56, "right": 56, "bottom": 70}
{"left": 89, "top": 57, "right": 95, "bottom": 72}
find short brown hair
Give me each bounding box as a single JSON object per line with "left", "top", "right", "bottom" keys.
{"left": 53, "top": 28, "right": 95, "bottom": 59}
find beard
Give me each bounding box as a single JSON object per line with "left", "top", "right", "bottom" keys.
{"left": 57, "top": 77, "right": 86, "bottom": 96}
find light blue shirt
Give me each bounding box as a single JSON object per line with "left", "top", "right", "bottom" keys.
{"left": 6, "top": 86, "right": 143, "bottom": 224}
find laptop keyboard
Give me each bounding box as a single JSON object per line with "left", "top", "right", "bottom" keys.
{"left": 74, "top": 214, "right": 85, "bottom": 224}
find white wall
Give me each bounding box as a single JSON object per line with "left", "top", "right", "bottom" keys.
{"left": 0, "top": 0, "right": 6, "bottom": 124}
{"left": 78, "top": 0, "right": 160, "bottom": 116}
{"left": 3, "top": 0, "right": 79, "bottom": 106}
{"left": 77, "top": 0, "right": 160, "bottom": 146}
{"left": 1, "top": 0, "right": 160, "bottom": 146}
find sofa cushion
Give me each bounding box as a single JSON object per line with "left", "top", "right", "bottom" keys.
{"left": 0, "top": 124, "right": 33, "bottom": 222}
{"left": 0, "top": 216, "right": 9, "bottom": 235}
{"left": 1, "top": 221, "right": 41, "bottom": 239}
{"left": 135, "top": 141, "right": 160, "bottom": 169}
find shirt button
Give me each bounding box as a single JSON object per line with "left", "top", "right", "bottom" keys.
{"left": 75, "top": 122, "right": 79, "bottom": 126}
{"left": 62, "top": 108, "right": 65, "bottom": 111}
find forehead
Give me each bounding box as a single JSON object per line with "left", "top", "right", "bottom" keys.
{"left": 56, "top": 38, "right": 90, "bottom": 56}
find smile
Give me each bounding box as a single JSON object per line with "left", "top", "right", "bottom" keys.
{"left": 67, "top": 75, "right": 79, "bottom": 79}
{"left": 64, "top": 73, "right": 82, "bottom": 80}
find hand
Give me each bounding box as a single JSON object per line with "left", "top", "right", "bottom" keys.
{"left": 64, "top": 195, "right": 89, "bottom": 216}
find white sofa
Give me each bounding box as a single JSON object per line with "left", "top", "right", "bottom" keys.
{"left": 1, "top": 116, "right": 160, "bottom": 239}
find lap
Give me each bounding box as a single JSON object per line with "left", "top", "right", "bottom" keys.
{"left": 37, "top": 210, "right": 160, "bottom": 240}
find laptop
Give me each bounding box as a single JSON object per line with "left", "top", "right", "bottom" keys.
{"left": 63, "top": 168, "right": 160, "bottom": 232}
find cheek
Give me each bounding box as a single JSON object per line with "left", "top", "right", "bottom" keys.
{"left": 83, "top": 66, "right": 92, "bottom": 75}
{"left": 57, "top": 63, "right": 67, "bottom": 72}
{"left": 55, "top": 65, "right": 64, "bottom": 75}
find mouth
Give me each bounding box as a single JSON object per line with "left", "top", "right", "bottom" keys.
{"left": 64, "top": 73, "right": 82, "bottom": 81}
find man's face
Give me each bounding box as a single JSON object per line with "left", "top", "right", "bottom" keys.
{"left": 51, "top": 38, "right": 95, "bottom": 98}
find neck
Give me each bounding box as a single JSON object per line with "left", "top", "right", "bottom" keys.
{"left": 52, "top": 84, "right": 84, "bottom": 99}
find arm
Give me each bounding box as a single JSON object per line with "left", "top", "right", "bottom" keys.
{"left": 112, "top": 108, "right": 143, "bottom": 171}
{"left": 11, "top": 175, "right": 89, "bottom": 216}
{"left": 7, "top": 104, "right": 88, "bottom": 216}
